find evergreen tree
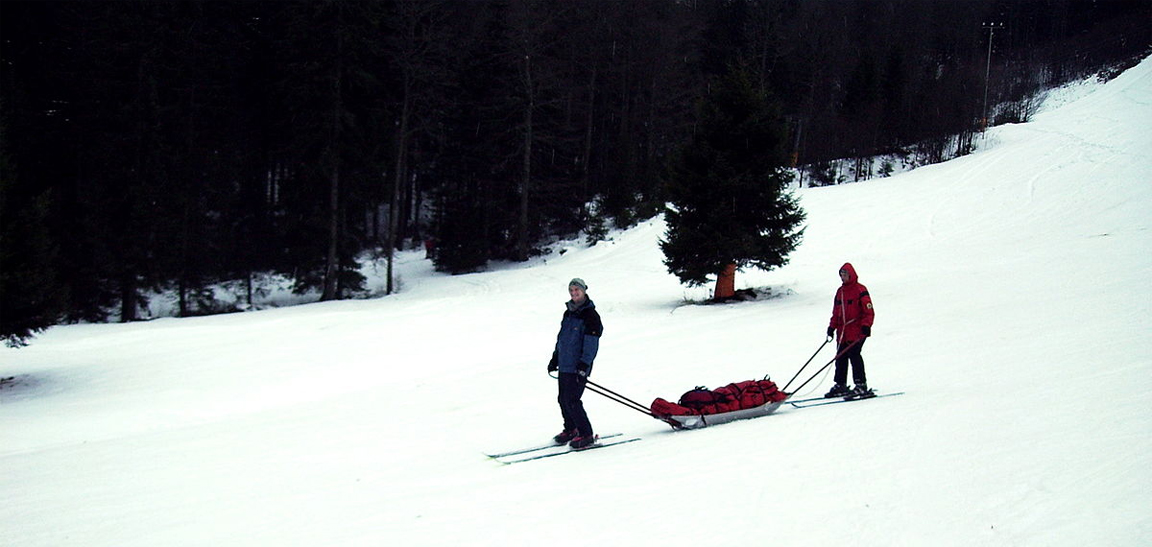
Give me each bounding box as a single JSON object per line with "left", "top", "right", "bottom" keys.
{"left": 0, "top": 104, "right": 67, "bottom": 346}
{"left": 3, "top": 0, "right": 1145, "bottom": 328}
{"left": 431, "top": 0, "right": 517, "bottom": 273}
{"left": 661, "top": 67, "right": 804, "bottom": 292}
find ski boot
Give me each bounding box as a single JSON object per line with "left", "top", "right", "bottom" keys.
{"left": 851, "top": 383, "right": 875, "bottom": 399}
{"left": 824, "top": 383, "right": 851, "bottom": 398}
{"left": 553, "top": 429, "right": 578, "bottom": 444}
{"left": 569, "top": 434, "right": 597, "bottom": 450}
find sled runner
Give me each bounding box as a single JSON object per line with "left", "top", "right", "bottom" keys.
{"left": 657, "top": 399, "right": 785, "bottom": 429}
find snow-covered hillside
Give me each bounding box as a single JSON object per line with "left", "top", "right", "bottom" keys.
{"left": 3, "top": 57, "right": 1151, "bottom": 546}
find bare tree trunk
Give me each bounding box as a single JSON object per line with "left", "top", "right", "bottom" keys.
{"left": 388, "top": 75, "right": 411, "bottom": 295}
{"left": 581, "top": 65, "right": 596, "bottom": 212}
{"left": 321, "top": 166, "right": 340, "bottom": 301}
{"left": 385, "top": 0, "right": 443, "bottom": 290}
{"left": 714, "top": 263, "right": 736, "bottom": 301}
{"left": 321, "top": 11, "right": 344, "bottom": 302}
{"left": 120, "top": 274, "right": 138, "bottom": 322}
{"left": 517, "top": 52, "right": 534, "bottom": 262}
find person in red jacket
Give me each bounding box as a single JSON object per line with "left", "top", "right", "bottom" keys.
{"left": 825, "top": 263, "right": 875, "bottom": 398}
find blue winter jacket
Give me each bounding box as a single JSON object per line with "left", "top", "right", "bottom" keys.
{"left": 552, "top": 297, "right": 603, "bottom": 376}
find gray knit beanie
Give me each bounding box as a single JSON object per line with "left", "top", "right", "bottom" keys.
{"left": 568, "top": 278, "right": 588, "bottom": 291}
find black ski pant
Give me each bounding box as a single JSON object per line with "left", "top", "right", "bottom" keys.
{"left": 833, "top": 338, "right": 867, "bottom": 386}
{"left": 557, "top": 372, "right": 594, "bottom": 438}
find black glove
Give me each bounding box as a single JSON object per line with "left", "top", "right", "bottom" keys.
{"left": 547, "top": 355, "right": 558, "bottom": 373}
{"left": 827, "top": 326, "right": 835, "bottom": 338}
{"left": 577, "top": 362, "right": 591, "bottom": 378}
{"left": 861, "top": 325, "right": 871, "bottom": 337}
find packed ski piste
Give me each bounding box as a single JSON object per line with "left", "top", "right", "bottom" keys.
{"left": 4, "top": 57, "right": 1150, "bottom": 546}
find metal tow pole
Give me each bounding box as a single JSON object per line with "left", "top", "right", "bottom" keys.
{"left": 787, "top": 339, "right": 863, "bottom": 398}
{"left": 781, "top": 337, "right": 832, "bottom": 393}
{"left": 550, "top": 371, "right": 680, "bottom": 427}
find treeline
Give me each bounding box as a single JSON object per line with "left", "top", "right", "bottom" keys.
{"left": 2, "top": 0, "right": 1148, "bottom": 343}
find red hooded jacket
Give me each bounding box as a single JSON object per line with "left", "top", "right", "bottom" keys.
{"left": 829, "top": 263, "right": 874, "bottom": 343}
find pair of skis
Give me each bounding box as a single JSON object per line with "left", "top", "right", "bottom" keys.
{"left": 787, "top": 390, "right": 905, "bottom": 408}
{"left": 488, "top": 391, "right": 905, "bottom": 464}
{"left": 486, "top": 433, "right": 641, "bottom": 465}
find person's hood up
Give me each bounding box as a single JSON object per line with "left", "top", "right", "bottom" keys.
{"left": 840, "top": 263, "right": 858, "bottom": 284}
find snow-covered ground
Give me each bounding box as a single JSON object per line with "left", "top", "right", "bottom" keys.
{"left": 4, "top": 57, "right": 1151, "bottom": 546}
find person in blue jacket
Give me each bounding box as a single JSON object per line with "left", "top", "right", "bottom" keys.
{"left": 547, "top": 278, "right": 603, "bottom": 449}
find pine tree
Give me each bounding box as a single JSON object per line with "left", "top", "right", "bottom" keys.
{"left": 431, "top": 0, "right": 517, "bottom": 273}
{"left": 661, "top": 67, "right": 804, "bottom": 296}
{"left": 0, "top": 122, "right": 68, "bottom": 346}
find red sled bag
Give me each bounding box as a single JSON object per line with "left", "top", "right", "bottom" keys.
{"left": 650, "top": 379, "right": 787, "bottom": 417}
{"left": 677, "top": 387, "right": 712, "bottom": 409}
{"left": 733, "top": 379, "right": 788, "bottom": 408}
{"left": 677, "top": 386, "right": 732, "bottom": 412}
{"left": 651, "top": 397, "right": 696, "bottom": 417}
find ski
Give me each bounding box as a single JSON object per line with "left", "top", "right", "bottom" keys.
{"left": 485, "top": 432, "right": 623, "bottom": 459}
{"left": 789, "top": 391, "right": 904, "bottom": 408}
{"left": 784, "top": 394, "right": 840, "bottom": 405}
{"left": 494, "top": 436, "right": 641, "bottom": 465}
{"left": 783, "top": 392, "right": 873, "bottom": 405}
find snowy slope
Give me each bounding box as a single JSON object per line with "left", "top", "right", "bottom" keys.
{"left": 3, "top": 57, "right": 1151, "bottom": 546}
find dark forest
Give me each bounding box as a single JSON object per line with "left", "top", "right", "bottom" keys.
{"left": 2, "top": 0, "right": 1149, "bottom": 344}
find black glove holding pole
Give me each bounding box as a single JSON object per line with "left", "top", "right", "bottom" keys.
{"left": 577, "top": 362, "right": 590, "bottom": 378}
